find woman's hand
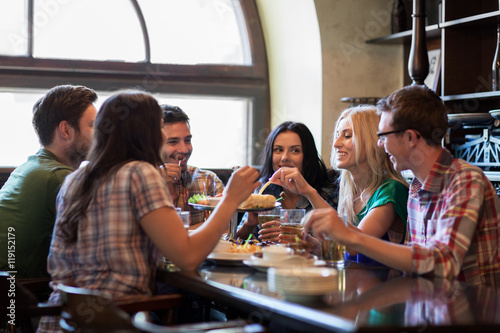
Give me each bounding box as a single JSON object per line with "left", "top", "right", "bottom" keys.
{"left": 258, "top": 220, "right": 280, "bottom": 242}
{"left": 302, "top": 208, "right": 350, "bottom": 243}
{"left": 302, "top": 233, "right": 322, "bottom": 257}
{"left": 269, "top": 167, "right": 314, "bottom": 196}
{"left": 223, "top": 166, "right": 260, "bottom": 208}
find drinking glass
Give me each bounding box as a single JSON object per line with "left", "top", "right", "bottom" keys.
{"left": 164, "top": 210, "right": 191, "bottom": 272}
{"left": 279, "top": 209, "right": 306, "bottom": 244}
{"left": 178, "top": 211, "right": 191, "bottom": 231}
{"left": 321, "top": 214, "right": 347, "bottom": 267}
{"left": 258, "top": 207, "right": 281, "bottom": 229}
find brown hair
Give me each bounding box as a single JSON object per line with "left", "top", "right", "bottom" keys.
{"left": 376, "top": 85, "right": 448, "bottom": 146}
{"left": 32, "top": 85, "right": 97, "bottom": 145}
{"left": 56, "top": 91, "right": 164, "bottom": 244}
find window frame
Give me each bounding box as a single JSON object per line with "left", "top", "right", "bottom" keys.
{"left": 0, "top": 0, "right": 269, "bottom": 165}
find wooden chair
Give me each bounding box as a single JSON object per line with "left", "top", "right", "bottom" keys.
{"left": 57, "top": 283, "right": 186, "bottom": 332}
{"left": 57, "top": 283, "right": 266, "bottom": 333}
{"left": 132, "top": 312, "right": 268, "bottom": 333}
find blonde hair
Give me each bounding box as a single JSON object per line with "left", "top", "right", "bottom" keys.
{"left": 330, "top": 105, "right": 407, "bottom": 225}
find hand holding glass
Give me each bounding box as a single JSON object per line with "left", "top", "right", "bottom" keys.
{"left": 321, "top": 213, "right": 347, "bottom": 267}
{"left": 279, "top": 209, "right": 306, "bottom": 243}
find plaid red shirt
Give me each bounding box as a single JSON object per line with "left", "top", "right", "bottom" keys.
{"left": 174, "top": 166, "right": 224, "bottom": 225}
{"left": 407, "top": 149, "right": 500, "bottom": 285}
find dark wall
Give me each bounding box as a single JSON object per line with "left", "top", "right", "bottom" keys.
{"left": 0, "top": 168, "right": 14, "bottom": 189}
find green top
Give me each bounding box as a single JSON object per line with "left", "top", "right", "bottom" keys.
{"left": 356, "top": 178, "right": 408, "bottom": 231}
{"left": 347, "top": 179, "right": 408, "bottom": 265}
{"left": 0, "top": 149, "right": 73, "bottom": 278}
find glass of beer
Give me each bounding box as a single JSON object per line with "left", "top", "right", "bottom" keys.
{"left": 258, "top": 207, "right": 281, "bottom": 229}
{"left": 279, "top": 209, "right": 306, "bottom": 244}
{"left": 321, "top": 214, "right": 347, "bottom": 267}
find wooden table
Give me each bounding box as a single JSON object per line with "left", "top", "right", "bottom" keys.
{"left": 156, "top": 261, "right": 500, "bottom": 332}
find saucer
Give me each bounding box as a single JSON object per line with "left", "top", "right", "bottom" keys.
{"left": 267, "top": 267, "right": 339, "bottom": 295}
{"left": 243, "top": 255, "right": 323, "bottom": 272}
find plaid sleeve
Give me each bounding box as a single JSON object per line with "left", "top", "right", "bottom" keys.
{"left": 411, "top": 169, "right": 484, "bottom": 278}
{"left": 129, "top": 162, "right": 174, "bottom": 220}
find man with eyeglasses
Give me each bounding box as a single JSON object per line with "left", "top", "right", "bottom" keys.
{"left": 303, "top": 85, "right": 500, "bottom": 285}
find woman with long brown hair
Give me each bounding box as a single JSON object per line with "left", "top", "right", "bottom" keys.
{"left": 38, "top": 91, "right": 259, "bottom": 332}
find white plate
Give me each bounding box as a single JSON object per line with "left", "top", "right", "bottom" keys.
{"left": 207, "top": 252, "right": 253, "bottom": 261}
{"left": 243, "top": 256, "right": 324, "bottom": 272}
{"left": 189, "top": 202, "right": 281, "bottom": 212}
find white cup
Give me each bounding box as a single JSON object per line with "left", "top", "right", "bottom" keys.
{"left": 262, "top": 245, "right": 292, "bottom": 261}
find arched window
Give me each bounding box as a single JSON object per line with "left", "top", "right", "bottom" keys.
{"left": 0, "top": 0, "right": 269, "bottom": 168}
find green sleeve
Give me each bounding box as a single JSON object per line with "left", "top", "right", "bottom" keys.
{"left": 358, "top": 179, "right": 409, "bottom": 227}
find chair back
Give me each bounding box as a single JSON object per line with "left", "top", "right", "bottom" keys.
{"left": 58, "top": 283, "right": 137, "bottom": 332}
{"left": 132, "top": 311, "right": 267, "bottom": 333}
{"left": 1, "top": 272, "right": 60, "bottom": 333}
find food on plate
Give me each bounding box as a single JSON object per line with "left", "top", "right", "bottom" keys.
{"left": 188, "top": 194, "right": 208, "bottom": 205}
{"left": 229, "top": 243, "right": 262, "bottom": 254}
{"left": 189, "top": 193, "right": 223, "bottom": 206}
{"left": 238, "top": 194, "right": 276, "bottom": 209}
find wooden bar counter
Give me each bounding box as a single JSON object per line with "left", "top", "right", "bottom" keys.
{"left": 156, "top": 261, "right": 500, "bottom": 332}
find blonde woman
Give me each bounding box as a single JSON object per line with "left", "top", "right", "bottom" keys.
{"left": 270, "top": 106, "right": 408, "bottom": 264}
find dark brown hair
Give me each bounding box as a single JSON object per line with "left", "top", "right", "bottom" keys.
{"left": 259, "top": 121, "right": 329, "bottom": 191}
{"left": 57, "top": 91, "right": 164, "bottom": 244}
{"left": 32, "top": 85, "right": 97, "bottom": 145}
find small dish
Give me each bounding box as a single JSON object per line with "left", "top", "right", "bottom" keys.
{"left": 208, "top": 197, "right": 222, "bottom": 207}
{"left": 267, "top": 267, "right": 338, "bottom": 295}
{"left": 262, "top": 245, "right": 292, "bottom": 261}
{"left": 243, "top": 255, "right": 322, "bottom": 272}
{"left": 489, "top": 109, "right": 500, "bottom": 120}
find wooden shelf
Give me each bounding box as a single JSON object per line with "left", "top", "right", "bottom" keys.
{"left": 366, "top": 11, "right": 500, "bottom": 45}
{"left": 442, "top": 91, "right": 500, "bottom": 102}
{"left": 440, "top": 10, "right": 500, "bottom": 28}
{"left": 365, "top": 24, "right": 440, "bottom": 44}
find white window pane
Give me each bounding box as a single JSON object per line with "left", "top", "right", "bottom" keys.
{"left": 0, "top": 89, "right": 250, "bottom": 169}
{"left": 154, "top": 95, "right": 250, "bottom": 168}
{"left": 140, "top": 0, "right": 250, "bottom": 65}
{"left": 0, "top": 1, "right": 27, "bottom": 55}
{"left": 33, "top": 0, "right": 145, "bottom": 62}
{"left": 0, "top": 90, "right": 42, "bottom": 167}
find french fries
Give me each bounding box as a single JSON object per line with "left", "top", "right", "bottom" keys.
{"left": 229, "top": 243, "right": 261, "bottom": 253}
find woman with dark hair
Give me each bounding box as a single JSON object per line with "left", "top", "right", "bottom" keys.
{"left": 237, "top": 121, "right": 338, "bottom": 241}
{"left": 38, "top": 91, "right": 259, "bottom": 332}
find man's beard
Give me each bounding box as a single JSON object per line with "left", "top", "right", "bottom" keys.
{"left": 66, "top": 136, "right": 91, "bottom": 169}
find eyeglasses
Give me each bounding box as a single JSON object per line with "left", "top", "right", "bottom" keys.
{"left": 376, "top": 129, "right": 407, "bottom": 143}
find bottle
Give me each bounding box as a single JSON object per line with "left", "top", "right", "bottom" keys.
{"left": 391, "top": 0, "right": 407, "bottom": 34}
{"left": 493, "top": 24, "right": 500, "bottom": 91}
